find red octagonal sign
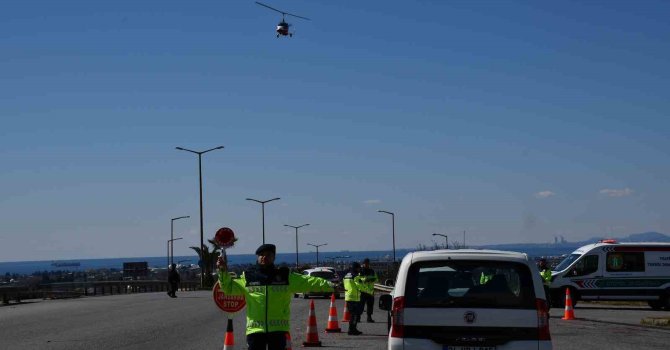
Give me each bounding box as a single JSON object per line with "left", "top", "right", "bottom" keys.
{"left": 213, "top": 281, "right": 246, "bottom": 313}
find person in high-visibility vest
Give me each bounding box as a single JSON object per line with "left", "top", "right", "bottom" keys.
{"left": 359, "top": 258, "right": 378, "bottom": 323}
{"left": 538, "top": 258, "right": 552, "bottom": 307}
{"left": 217, "top": 244, "right": 333, "bottom": 350}
{"left": 480, "top": 270, "right": 494, "bottom": 285}
{"left": 538, "top": 258, "right": 552, "bottom": 285}
{"left": 343, "top": 262, "right": 373, "bottom": 335}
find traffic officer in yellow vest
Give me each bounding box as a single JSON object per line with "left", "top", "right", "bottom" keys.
{"left": 359, "top": 258, "right": 378, "bottom": 322}
{"left": 538, "top": 258, "right": 552, "bottom": 307}
{"left": 217, "top": 244, "right": 334, "bottom": 350}
{"left": 343, "top": 261, "right": 373, "bottom": 335}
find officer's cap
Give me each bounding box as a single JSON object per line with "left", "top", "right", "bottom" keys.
{"left": 255, "top": 244, "right": 276, "bottom": 255}
{"left": 351, "top": 262, "right": 361, "bottom": 269}
{"left": 363, "top": 258, "right": 370, "bottom": 264}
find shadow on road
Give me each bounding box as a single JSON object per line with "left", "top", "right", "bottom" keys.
{"left": 550, "top": 315, "right": 670, "bottom": 332}
{"left": 1, "top": 301, "right": 38, "bottom": 307}
{"left": 575, "top": 306, "right": 654, "bottom": 311}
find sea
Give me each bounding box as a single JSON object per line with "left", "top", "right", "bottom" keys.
{"left": 0, "top": 246, "right": 577, "bottom": 276}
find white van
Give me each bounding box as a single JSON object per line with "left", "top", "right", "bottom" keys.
{"left": 379, "top": 249, "right": 552, "bottom": 350}
{"left": 549, "top": 240, "right": 670, "bottom": 310}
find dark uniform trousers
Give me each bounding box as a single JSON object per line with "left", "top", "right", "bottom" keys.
{"left": 246, "top": 331, "right": 287, "bottom": 350}
{"left": 360, "top": 292, "right": 374, "bottom": 318}
{"left": 347, "top": 300, "right": 363, "bottom": 333}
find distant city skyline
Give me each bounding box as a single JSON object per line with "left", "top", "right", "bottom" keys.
{"left": 2, "top": 1, "right": 669, "bottom": 261}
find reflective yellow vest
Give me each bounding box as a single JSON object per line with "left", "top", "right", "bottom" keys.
{"left": 480, "top": 272, "right": 493, "bottom": 284}
{"left": 360, "top": 268, "right": 378, "bottom": 295}
{"left": 343, "top": 273, "right": 373, "bottom": 302}
{"left": 540, "top": 268, "right": 552, "bottom": 286}
{"left": 218, "top": 266, "right": 332, "bottom": 335}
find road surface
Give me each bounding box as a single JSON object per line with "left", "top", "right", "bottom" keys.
{"left": 1, "top": 291, "right": 669, "bottom": 349}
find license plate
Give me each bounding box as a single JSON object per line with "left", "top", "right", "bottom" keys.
{"left": 444, "top": 347, "right": 496, "bottom": 350}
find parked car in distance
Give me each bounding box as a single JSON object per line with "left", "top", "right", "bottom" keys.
{"left": 295, "top": 267, "right": 342, "bottom": 299}
{"left": 379, "top": 249, "right": 552, "bottom": 350}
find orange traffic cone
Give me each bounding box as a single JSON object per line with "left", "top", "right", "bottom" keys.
{"left": 341, "top": 301, "right": 351, "bottom": 323}
{"left": 223, "top": 318, "right": 235, "bottom": 350}
{"left": 302, "top": 300, "right": 322, "bottom": 347}
{"left": 285, "top": 332, "right": 293, "bottom": 350}
{"left": 561, "top": 288, "right": 575, "bottom": 320}
{"left": 325, "top": 293, "right": 342, "bottom": 333}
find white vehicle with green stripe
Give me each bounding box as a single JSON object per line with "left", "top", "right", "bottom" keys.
{"left": 549, "top": 240, "right": 670, "bottom": 310}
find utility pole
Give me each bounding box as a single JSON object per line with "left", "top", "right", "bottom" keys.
{"left": 170, "top": 216, "right": 190, "bottom": 265}
{"left": 284, "top": 224, "right": 309, "bottom": 269}
{"left": 432, "top": 233, "right": 448, "bottom": 249}
{"left": 246, "top": 197, "right": 281, "bottom": 244}
{"left": 176, "top": 145, "right": 224, "bottom": 288}
{"left": 307, "top": 243, "right": 327, "bottom": 267}
{"left": 378, "top": 210, "right": 396, "bottom": 262}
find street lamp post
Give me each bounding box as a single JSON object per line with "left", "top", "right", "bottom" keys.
{"left": 307, "top": 243, "right": 327, "bottom": 267}
{"left": 247, "top": 197, "right": 281, "bottom": 244}
{"left": 284, "top": 224, "right": 309, "bottom": 269}
{"left": 171, "top": 216, "right": 190, "bottom": 265}
{"left": 432, "top": 233, "right": 448, "bottom": 249}
{"left": 167, "top": 238, "right": 183, "bottom": 268}
{"left": 176, "top": 145, "right": 224, "bottom": 288}
{"left": 378, "top": 210, "right": 396, "bottom": 262}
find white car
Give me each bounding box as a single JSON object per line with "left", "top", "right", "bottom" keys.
{"left": 294, "top": 267, "right": 342, "bottom": 299}
{"left": 379, "top": 249, "right": 552, "bottom": 350}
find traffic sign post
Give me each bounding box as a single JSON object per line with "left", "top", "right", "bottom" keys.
{"left": 212, "top": 227, "right": 243, "bottom": 315}
{"left": 213, "top": 281, "right": 246, "bottom": 313}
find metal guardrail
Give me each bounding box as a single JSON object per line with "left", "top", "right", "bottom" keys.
{"left": 374, "top": 283, "right": 393, "bottom": 293}
{"left": 1, "top": 280, "right": 200, "bottom": 305}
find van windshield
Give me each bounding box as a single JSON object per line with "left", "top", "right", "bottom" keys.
{"left": 555, "top": 254, "right": 581, "bottom": 271}
{"left": 404, "top": 260, "right": 536, "bottom": 309}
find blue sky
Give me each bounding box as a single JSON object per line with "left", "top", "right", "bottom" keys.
{"left": 1, "top": 0, "right": 669, "bottom": 262}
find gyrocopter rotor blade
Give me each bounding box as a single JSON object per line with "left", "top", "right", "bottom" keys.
{"left": 285, "top": 12, "right": 310, "bottom": 21}
{"left": 255, "top": 1, "right": 310, "bottom": 21}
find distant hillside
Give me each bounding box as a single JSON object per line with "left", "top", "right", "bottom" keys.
{"left": 477, "top": 232, "right": 670, "bottom": 257}
{"left": 609, "top": 231, "right": 670, "bottom": 243}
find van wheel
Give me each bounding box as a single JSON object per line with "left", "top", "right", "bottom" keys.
{"left": 552, "top": 291, "right": 565, "bottom": 308}
{"left": 553, "top": 287, "right": 578, "bottom": 308}
{"left": 654, "top": 290, "right": 670, "bottom": 311}
{"left": 648, "top": 300, "right": 664, "bottom": 310}
{"left": 303, "top": 293, "right": 309, "bottom": 299}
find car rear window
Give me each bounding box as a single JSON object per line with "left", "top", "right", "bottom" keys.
{"left": 404, "top": 260, "right": 536, "bottom": 309}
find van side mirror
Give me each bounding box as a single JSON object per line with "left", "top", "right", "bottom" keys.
{"left": 379, "top": 294, "right": 392, "bottom": 311}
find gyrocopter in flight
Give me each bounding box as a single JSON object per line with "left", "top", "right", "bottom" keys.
{"left": 255, "top": 1, "right": 310, "bottom": 38}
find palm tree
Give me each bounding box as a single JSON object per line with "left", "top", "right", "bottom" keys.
{"left": 190, "top": 238, "right": 237, "bottom": 288}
